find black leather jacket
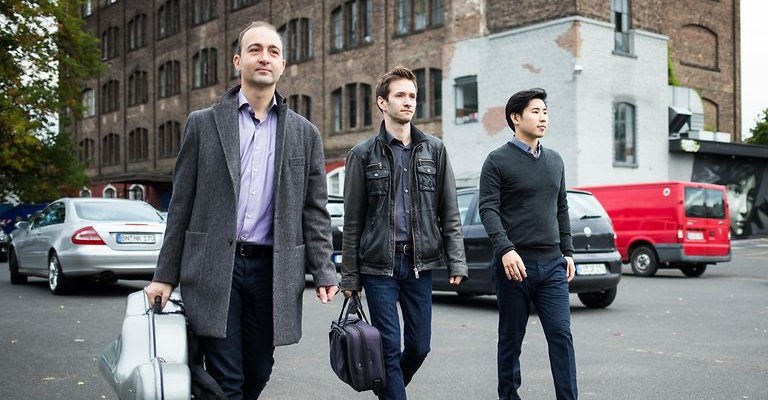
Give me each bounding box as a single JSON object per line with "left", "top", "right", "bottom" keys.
{"left": 340, "top": 122, "right": 468, "bottom": 291}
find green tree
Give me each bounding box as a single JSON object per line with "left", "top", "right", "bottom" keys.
{"left": 0, "top": 0, "right": 103, "bottom": 202}
{"left": 745, "top": 108, "right": 768, "bottom": 145}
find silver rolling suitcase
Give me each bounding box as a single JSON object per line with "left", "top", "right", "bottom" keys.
{"left": 100, "top": 290, "right": 191, "bottom": 400}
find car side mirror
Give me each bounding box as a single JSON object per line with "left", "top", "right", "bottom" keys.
{"left": 15, "top": 221, "right": 30, "bottom": 230}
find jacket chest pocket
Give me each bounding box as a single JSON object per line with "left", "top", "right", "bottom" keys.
{"left": 416, "top": 158, "right": 437, "bottom": 192}
{"left": 366, "top": 163, "right": 390, "bottom": 196}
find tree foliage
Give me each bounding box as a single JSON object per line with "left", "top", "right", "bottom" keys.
{"left": 0, "top": 0, "right": 103, "bottom": 202}
{"left": 745, "top": 108, "right": 768, "bottom": 146}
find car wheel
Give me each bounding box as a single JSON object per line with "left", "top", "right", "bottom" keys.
{"left": 9, "top": 249, "right": 28, "bottom": 285}
{"left": 48, "top": 253, "right": 71, "bottom": 295}
{"left": 680, "top": 265, "right": 707, "bottom": 277}
{"left": 630, "top": 245, "right": 658, "bottom": 277}
{"left": 578, "top": 288, "right": 617, "bottom": 309}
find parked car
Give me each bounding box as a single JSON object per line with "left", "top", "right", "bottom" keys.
{"left": 0, "top": 229, "right": 9, "bottom": 263}
{"left": 8, "top": 198, "right": 166, "bottom": 294}
{"left": 428, "top": 188, "right": 622, "bottom": 308}
{"left": 327, "top": 195, "right": 344, "bottom": 269}
{"left": 575, "top": 181, "right": 731, "bottom": 277}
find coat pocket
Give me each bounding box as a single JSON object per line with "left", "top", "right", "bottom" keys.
{"left": 416, "top": 158, "right": 437, "bottom": 192}
{"left": 179, "top": 231, "right": 207, "bottom": 286}
{"left": 365, "top": 163, "right": 390, "bottom": 196}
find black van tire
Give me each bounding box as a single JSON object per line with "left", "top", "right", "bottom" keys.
{"left": 578, "top": 288, "right": 617, "bottom": 309}
{"left": 681, "top": 264, "right": 707, "bottom": 277}
{"left": 630, "top": 245, "right": 658, "bottom": 277}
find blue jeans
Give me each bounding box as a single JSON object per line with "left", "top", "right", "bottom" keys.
{"left": 362, "top": 253, "right": 433, "bottom": 400}
{"left": 495, "top": 257, "right": 578, "bottom": 400}
{"left": 198, "top": 255, "right": 275, "bottom": 400}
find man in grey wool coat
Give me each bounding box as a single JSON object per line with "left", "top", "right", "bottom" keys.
{"left": 145, "top": 21, "right": 339, "bottom": 399}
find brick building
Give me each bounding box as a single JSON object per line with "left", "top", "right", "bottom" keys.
{"left": 74, "top": 0, "right": 740, "bottom": 208}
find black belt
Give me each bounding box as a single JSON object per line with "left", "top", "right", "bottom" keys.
{"left": 236, "top": 242, "right": 273, "bottom": 259}
{"left": 395, "top": 242, "right": 413, "bottom": 256}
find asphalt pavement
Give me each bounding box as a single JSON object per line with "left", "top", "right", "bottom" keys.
{"left": 0, "top": 239, "right": 766, "bottom": 399}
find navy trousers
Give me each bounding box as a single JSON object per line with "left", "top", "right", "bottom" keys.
{"left": 362, "top": 253, "right": 433, "bottom": 400}
{"left": 198, "top": 255, "right": 275, "bottom": 400}
{"left": 495, "top": 256, "right": 578, "bottom": 400}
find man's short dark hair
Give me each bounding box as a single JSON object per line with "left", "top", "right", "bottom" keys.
{"left": 375, "top": 66, "right": 417, "bottom": 111}
{"left": 236, "top": 21, "right": 281, "bottom": 55}
{"left": 505, "top": 88, "right": 547, "bottom": 131}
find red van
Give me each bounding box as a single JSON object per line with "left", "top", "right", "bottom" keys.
{"left": 574, "top": 182, "right": 731, "bottom": 277}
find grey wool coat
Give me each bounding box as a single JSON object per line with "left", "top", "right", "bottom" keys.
{"left": 153, "top": 85, "right": 338, "bottom": 345}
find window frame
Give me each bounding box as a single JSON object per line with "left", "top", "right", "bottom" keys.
{"left": 454, "top": 75, "right": 478, "bottom": 125}
{"left": 192, "top": 48, "right": 218, "bottom": 89}
{"left": 613, "top": 101, "right": 637, "bottom": 167}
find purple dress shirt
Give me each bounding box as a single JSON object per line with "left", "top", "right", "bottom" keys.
{"left": 236, "top": 90, "right": 277, "bottom": 245}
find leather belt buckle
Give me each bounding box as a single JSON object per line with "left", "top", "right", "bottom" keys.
{"left": 397, "top": 242, "right": 413, "bottom": 256}
{"left": 238, "top": 243, "right": 247, "bottom": 257}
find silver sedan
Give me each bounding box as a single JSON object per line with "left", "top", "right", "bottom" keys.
{"left": 8, "top": 198, "right": 166, "bottom": 294}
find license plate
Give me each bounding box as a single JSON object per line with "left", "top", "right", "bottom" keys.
{"left": 686, "top": 231, "right": 705, "bottom": 240}
{"left": 116, "top": 233, "right": 156, "bottom": 244}
{"left": 576, "top": 263, "right": 607, "bottom": 275}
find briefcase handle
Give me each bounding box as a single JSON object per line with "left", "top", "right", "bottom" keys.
{"left": 337, "top": 292, "right": 370, "bottom": 325}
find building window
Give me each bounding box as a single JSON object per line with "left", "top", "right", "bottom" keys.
{"left": 679, "top": 25, "right": 719, "bottom": 70}
{"left": 347, "top": 83, "right": 357, "bottom": 128}
{"left": 82, "top": 0, "right": 93, "bottom": 17}
{"left": 158, "top": 121, "right": 181, "bottom": 158}
{"left": 128, "top": 184, "right": 145, "bottom": 201}
{"left": 231, "top": 0, "right": 256, "bottom": 11}
{"left": 158, "top": 60, "right": 181, "bottom": 98}
{"left": 103, "top": 185, "right": 117, "bottom": 198}
{"left": 331, "top": 1, "right": 372, "bottom": 52}
{"left": 414, "top": 68, "right": 442, "bottom": 120}
{"left": 612, "top": 0, "right": 631, "bottom": 54}
{"left": 454, "top": 75, "right": 477, "bottom": 124}
{"left": 231, "top": 41, "right": 240, "bottom": 79}
{"left": 128, "top": 71, "right": 148, "bottom": 106}
{"left": 101, "top": 80, "right": 120, "bottom": 113}
{"left": 431, "top": 68, "right": 442, "bottom": 116}
{"left": 79, "top": 188, "right": 92, "bottom": 197}
{"left": 192, "top": 0, "right": 218, "bottom": 25}
{"left": 82, "top": 89, "right": 95, "bottom": 117}
{"left": 614, "top": 102, "right": 636, "bottom": 165}
{"left": 127, "top": 14, "right": 147, "bottom": 51}
{"left": 278, "top": 18, "right": 312, "bottom": 64}
{"left": 79, "top": 138, "right": 95, "bottom": 164}
{"left": 327, "top": 167, "right": 345, "bottom": 196}
{"left": 101, "top": 26, "right": 120, "bottom": 60}
{"left": 362, "top": 84, "right": 372, "bottom": 127}
{"left": 128, "top": 128, "right": 149, "bottom": 162}
{"left": 288, "top": 94, "right": 312, "bottom": 121}
{"left": 102, "top": 133, "right": 120, "bottom": 166}
{"left": 193, "top": 48, "right": 218, "bottom": 88}
{"left": 396, "top": 0, "right": 443, "bottom": 35}
{"left": 332, "top": 88, "right": 342, "bottom": 132}
{"left": 158, "top": 0, "right": 181, "bottom": 39}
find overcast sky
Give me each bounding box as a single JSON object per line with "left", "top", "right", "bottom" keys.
{"left": 741, "top": 0, "right": 767, "bottom": 138}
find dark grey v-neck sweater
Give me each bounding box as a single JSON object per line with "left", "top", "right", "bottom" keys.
{"left": 479, "top": 142, "right": 574, "bottom": 261}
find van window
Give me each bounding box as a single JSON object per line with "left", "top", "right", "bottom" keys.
{"left": 685, "top": 187, "right": 726, "bottom": 219}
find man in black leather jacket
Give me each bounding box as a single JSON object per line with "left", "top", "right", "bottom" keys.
{"left": 341, "top": 66, "right": 467, "bottom": 400}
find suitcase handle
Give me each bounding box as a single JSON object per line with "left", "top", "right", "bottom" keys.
{"left": 337, "top": 293, "right": 370, "bottom": 324}
{"left": 152, "top": 296, "right": 162, "bottom": 313}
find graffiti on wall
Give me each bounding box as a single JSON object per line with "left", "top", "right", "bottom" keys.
{"left": 691, "top": 154, "right": 768, "bottom": 238}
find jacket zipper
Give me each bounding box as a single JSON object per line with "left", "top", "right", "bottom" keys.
{"left": 410, "top": 144, "right": 426, "bottom": 279}
{"left": 382, "top": 143, "right": 396, "bottom": 277}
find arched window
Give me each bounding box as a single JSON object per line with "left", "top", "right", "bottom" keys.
{"left": 413, "top": 68, "right": 442, "bottom": 119}
{"left": 82, "top": 89, "right": 95, "bottom": 117}
{"left": 158, "top": 0, "right": 181, "bottom": 39}
{"left": 679, "top": 24, "right": 718, "bottom": 70}
{"left": 158, "top": 60, "right": 181, "bottom": 98}
{"left": 101, "top": 26, "right": 120, "bottom": 59}
{"left": 288, "top": 94, "right": 313, "bottom": 122}
{"left": 79, "top": 188, "right": 92, "bottom": 197}
{"left": 192, "top": 0, "right": 218, "bottom": 25}
{"left": 127, "top": 14, "right": 147, "bottom": 50}
{"left": 331, "top": 2, "right": 372, "bottom": 52}
{"left": 128, "top": 184, "right": 145, "bottom": 201}
{"left": 101, "top": 80, "right": 120, "bottom": 113}
{"left": 278, "top": 18, "right": 312, "bottom": 63}
{"left": 102, "top": 133, "right": 121, "bottom": 166}
{"left": 192, "top": 48, "right": 218, "bottom": 88}
{"left": 128, "top": 128, "right": 149, "bottom": 162}
{"left": 128, "top": 71, "right": 148, "bottom": 106}
{"left": 79, "top": 138, "right": 95, "bottom": 164}
{"left": 158, "top": 121, "right": 182, "bottom": 158}
{"left": 103, "top": 185, "right": 117, "bottom": 198}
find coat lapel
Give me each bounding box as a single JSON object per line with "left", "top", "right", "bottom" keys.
{"left": 272, "top": 92, "right": 288, "bottom": 212}
{"left": 213, "top": 86, "right": 242, "bottom": 202}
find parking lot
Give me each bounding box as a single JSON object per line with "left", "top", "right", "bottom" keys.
{"left": 0, "top": 239, "right": 766, "bottom": 399}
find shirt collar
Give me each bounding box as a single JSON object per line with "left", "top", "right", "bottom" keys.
{"left": 238, "top": 89, "right": 278, "bottom": 118}
{"left": 385, "top": 130, "right": 412, "bottom": 148}
{"left": 509, "top": 134, "right": 541, "bottom": 157}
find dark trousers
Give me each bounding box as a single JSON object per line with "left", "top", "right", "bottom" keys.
{"left": 362, "top": 253, "right": 433, "bottom": 400}
{"left": 199, "top": 255, "right": 275, "bottom": 400}
{"left": 495, "top": 257, "right": 578, "bottom": 400}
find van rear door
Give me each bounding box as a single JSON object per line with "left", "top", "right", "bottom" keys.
{"left": 683, "top": 186, "right": 730, "bottom": 257}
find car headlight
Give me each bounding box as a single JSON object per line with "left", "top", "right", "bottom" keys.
{"left": 0, "top": 231, "right": 7, "bottom": 241}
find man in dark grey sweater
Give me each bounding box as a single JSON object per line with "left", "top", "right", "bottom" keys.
{"left": 479, "top": 88, "right": 577, "bottom": 400}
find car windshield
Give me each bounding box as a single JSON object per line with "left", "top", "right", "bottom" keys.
{"left": 75, "top": 201, "right": 164, "bottom": 222}
{"left": 567, "top": 192, "right": 609, "bottom": 220}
